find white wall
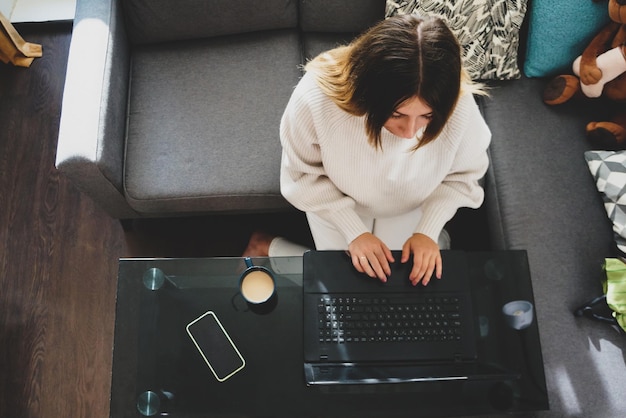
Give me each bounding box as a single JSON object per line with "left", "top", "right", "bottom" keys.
{"left": 1, "top": 0, "right": 75, "bottom": 22}
{"left": 0, "top": 0, "right": 17, "bottom": 19}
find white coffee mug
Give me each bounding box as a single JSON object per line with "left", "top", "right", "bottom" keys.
{"left": 502, "top": 300, "right": 534, "bottom": 330}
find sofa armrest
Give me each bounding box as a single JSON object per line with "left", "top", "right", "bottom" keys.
{"left": 56, "top": 0, "right": 136, "bottom": 218}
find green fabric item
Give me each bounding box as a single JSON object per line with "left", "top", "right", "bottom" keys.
{"left": 603, "top": 258, "right": 626, "bottom": 332}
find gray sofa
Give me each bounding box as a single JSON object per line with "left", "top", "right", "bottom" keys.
{"left": 56, "top": 0, "right": 385, "bottom": 219}
{"left": 482, "top": 78, "right": 625, "bottom": 417}
{"left": 479, "top": 20, "right": 626, "bottom": 418}
{"left": 478, "top": 0, "right": 626, "bottom": 415}
{"left": 56, "top": 0, "right": 626, "bottom": 416}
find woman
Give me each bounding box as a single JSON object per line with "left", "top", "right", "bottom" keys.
{"left": 246, "top": 14, "right": 490, "bottom": 286}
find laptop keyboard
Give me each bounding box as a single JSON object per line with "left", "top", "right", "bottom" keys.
{"left": 317, "top": 295, "right": 463, "bottom": 344}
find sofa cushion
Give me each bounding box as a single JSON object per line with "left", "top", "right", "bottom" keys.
{"left": 523, "top": 0, "right": 610, "bottom": 78}
{"left": 482, "top": 77, "right": 614, "bottom": 276}
{"left": 299, "top": 0, "right": 385, "bottom": 60}
{"left": 301, "top": 32, "right": 359, "bottom": 60}
{"left": 124, "top": 30, "right": 302, "bottom": 213}
{"left": 386, "top": 0, "right": 528, "bottom": 80}
{"left": 299, "top": 0, "right": 385, "bottom": 33}
{"left": 585, "top": 150, "right": 626, "bottom": 257}
{"left": 480, "top": 77, "right": 626, "bottom": 415}
{"left": 123, "top": 0, "right": 298, "bottom": 44}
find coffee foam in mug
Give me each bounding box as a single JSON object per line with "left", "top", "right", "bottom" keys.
{"left": 241, "top": 270, "right": 274, "bottom": 303}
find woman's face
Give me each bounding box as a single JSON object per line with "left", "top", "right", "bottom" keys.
{"left": 383, "top": 96, "right": 433, "bottom": 139}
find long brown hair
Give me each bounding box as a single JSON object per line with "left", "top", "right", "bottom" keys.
{"left": 306, "top": 14, "right": 483, "bottom": 149}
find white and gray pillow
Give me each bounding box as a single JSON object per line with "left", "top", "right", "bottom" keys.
{"left": 585, "top": 150, "right": 626, "bottom": 257}
{"left": 386, "top": 0, "right": 528, "bottom": 80}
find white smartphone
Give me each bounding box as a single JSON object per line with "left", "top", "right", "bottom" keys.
{"left": 186, "top": 311, "right": 245, "bottom": 382}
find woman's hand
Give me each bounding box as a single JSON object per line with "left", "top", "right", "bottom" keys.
{"left": 348, "top": 232, "right": 395, "bottom": 282}
{"left": 401, "top": 233, "right": 442, "bottom": 286}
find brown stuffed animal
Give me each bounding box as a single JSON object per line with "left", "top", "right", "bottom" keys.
{"left": 543, "top": 0, "right": 626, "bottom": 150}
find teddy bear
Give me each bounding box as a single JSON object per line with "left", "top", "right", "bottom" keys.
{"left": 543, "top": 0, "right": 626, "bottom": 150}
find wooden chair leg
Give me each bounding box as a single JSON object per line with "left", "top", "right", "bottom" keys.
{"left": 0, "top": 11, "right": 42, "bottom": 67}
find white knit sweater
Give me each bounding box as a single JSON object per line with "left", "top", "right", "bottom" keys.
{"left": 279, "top": 71, "right": 491, "bottom": 246}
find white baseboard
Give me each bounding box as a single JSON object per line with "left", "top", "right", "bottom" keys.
{"left": 1, "top": 0, "right": 75, "bottom": 23}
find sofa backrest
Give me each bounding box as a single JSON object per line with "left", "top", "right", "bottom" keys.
{"left": 123, "top": 0, "right": 385, "bottom": 45}
{"left": 123, "top": 0, "right": 299, "bottom": 44}
{"left": 299, "top": 0, "right": 385, "bottom": 33}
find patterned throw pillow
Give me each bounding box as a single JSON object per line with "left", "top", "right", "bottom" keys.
{"left": 386, "top": 0, "right": 528, "bottom": 80}
{"left": 585, "top": 150, "right": 626, "bottom": 256}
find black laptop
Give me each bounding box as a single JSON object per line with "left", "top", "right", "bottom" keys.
{"left": 302, "top": 250, "right": 518, "bottom": 385}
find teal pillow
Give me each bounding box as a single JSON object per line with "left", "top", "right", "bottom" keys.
{"left": 524, "top": 0, "right": 610, "bottom": 78}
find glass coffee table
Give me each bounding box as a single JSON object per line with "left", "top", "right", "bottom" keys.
{"left": 110, "top": 251, "right": 548, "bottom": 417}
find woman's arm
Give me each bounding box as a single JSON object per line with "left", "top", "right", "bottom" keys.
{"left": 404, "top": 94, "right": 491, "bottom": 285}
{"left": 279, "top": 80, "right": 371, "bottom": 246}
{"left": 415, "top": 95, "right": 491, "bottom": 242}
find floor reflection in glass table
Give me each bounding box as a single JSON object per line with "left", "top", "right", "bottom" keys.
{"left": 110, "top": 251, "right": 548, "bottom": 417}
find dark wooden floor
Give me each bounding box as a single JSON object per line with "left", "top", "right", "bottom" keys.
{"left": 0, "top": 21, "right": 489, "bottom": 418}
{"left": 0, "top": 22, "right": 314, "bottom": 418}
{"left": 0, "top": 23, "right": 125, "bottom": 418}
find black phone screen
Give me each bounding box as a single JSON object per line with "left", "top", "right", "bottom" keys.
{"left": 186, "top": 311, "right": 245, "bottom": 381}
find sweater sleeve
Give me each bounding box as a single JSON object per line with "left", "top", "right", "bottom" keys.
{"left": 279, "top": 81, "right": 370, "bottom": 245}
{"left": 414, "top": 94, "right": 492, "bottom": 242}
